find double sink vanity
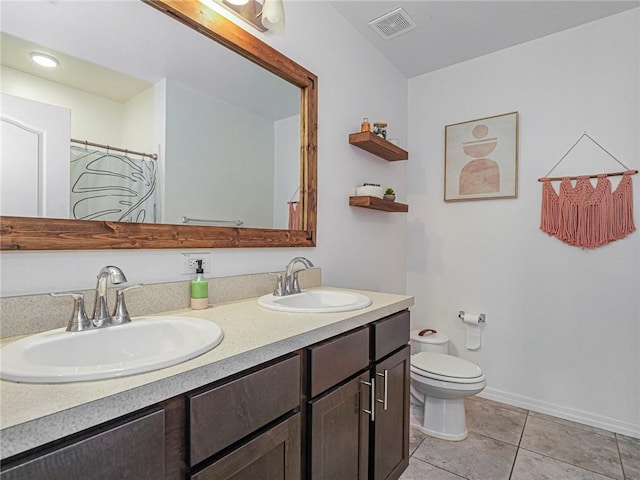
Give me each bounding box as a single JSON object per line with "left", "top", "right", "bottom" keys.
{"left": 0, "top": 270, "right": 414, "bottom": 480}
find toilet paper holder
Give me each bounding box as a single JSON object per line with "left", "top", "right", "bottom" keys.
{"left": 458, "top": 311, "right": 486, "bottom": 323}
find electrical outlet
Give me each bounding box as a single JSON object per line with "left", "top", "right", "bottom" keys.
{"left": 182, "top": 253, "right": 211, "bottom": 275}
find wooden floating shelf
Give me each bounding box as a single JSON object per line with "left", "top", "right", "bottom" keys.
{"left": 349, "top": 196, "right": 409, "bottom": 213}
{"left": 348, "top": 131, "right": 408, "bottom": 162}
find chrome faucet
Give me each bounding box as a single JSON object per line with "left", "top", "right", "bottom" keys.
{"left": 274, "top": 257, "right": 314, "bottom": 296}
{"left": 51, "top": 265, "right": 137, "bottom": 331}
{"left": 92, "top": 266, "right": 127, "bottom": 327}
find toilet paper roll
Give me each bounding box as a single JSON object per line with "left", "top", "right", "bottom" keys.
{"left": 462, "top": 313, "right": 481, "bottom": 324}
{"left": 462, "top": 313, "right": 482, "bottom": 350}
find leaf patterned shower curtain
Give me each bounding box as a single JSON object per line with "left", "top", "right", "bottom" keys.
{"left": 70, "top": 146, "right": 157, "bottom": 223}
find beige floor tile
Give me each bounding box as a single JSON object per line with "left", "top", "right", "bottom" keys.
{"left": 617, "top": 433, "right": 640, "bottom": 445}
{"left": 410, "top": 426, "right": 427, "bottom": 455}
{"left": 399, "top": 457, "right": 466, "bottom": 480}
{"left": 465, "top": 398, "right": 527, "bottom": 446}
{"left": 467, "top": 395, "right": 529, "bottom": 415}
{"left": 528, "top": 410, "right": 616, "bottom": 438}
{"left": 412, "top": 432, "right": 517, "bottom": 480}
{"left": 619, "top": 439, "right": 640, "bottom": 480}
{"left": 512, "top": 449, "right": 617, "bottom": 480}
{"left": 521, "top": 415, "right": 624, "bottom": 479}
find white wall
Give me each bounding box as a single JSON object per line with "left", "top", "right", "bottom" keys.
{"left": 163, "top": 79, "right": 275, "bottom": 227}
{"left": 407, "top": 10, "right": 639, "bottom": 436}
{"left": 0, "top": 1, "right": 408, "bottom": 296}
{"left": 0, "top": 66, "right": 125, "bottom": 146}
{"left": 121, "top": 85, "right": 155, "bottom": 153}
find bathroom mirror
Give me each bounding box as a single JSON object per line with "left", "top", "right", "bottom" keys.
{"left": 0, "top": 0, "right": 317, "bottom": 250}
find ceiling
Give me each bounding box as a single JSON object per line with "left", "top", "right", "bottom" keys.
{"left": 329, "top": 1, "right": 640, "bottom": 78}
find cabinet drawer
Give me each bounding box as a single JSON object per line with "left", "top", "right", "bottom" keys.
{"left": 189, "top": 355, "right": 300, "bottom": 466}
{"left": 308, "top": 327, "right": 369, "bottom": 398}
{"left": 0, "top": 409, "right": 165, "bottom": 480}
{"left": 372, "top": 310, "right": 410, "bottom": 361}
{"left": 191, "top": 414, "right": 301, "bottom": 480}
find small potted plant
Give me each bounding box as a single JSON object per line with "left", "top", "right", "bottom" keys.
{"left": 384, "top": 188, "right": 396, "bottom": 202}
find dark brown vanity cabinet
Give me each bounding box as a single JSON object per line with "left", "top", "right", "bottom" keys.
{"left": 0, "top": 408, "right": 165, "bottom": 480}
{"left": 307, "top": 328, "right": 371, "bottom": 479}
{"left": 306, "top": 310, "right": 411, "bottom": 480}
{"left": 370, "top": 312, "right": 411, "bottom": 480}
{"left": 188, "top": 354, "right": 301, "bottom": 480}
{"left": 371, "top": 346, "right": 410, "bottom": 480}
{"left": 191, "top": 414, "right": 301, "bottom": 480}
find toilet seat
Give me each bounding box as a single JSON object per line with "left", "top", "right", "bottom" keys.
{"left": 411, "top": 352, "right": 485, "bottom": 385}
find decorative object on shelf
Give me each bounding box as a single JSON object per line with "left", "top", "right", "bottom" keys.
{"left": 349, "top": 131, "right": 408, "bottom": 161}
{"left": 445, "top": 111, "right": 518, "bottom": 202}
{"left": 384, "top": 188, "right": 396, "bottom": 202}
{"left": 373, "top": 121, "right": 388, "bottom": 139}
{"left": 538, "top": 132, "right": 637, "bottom": 248}
{"left": 355, "top": 183, "right": 383, "bottom": 198}
{"left": 361, "top": 117, "right": 371, "bottom": 132}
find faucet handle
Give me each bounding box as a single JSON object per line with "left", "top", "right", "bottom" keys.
{"left": 50, "top": 292, "right": 92, "bottom": 332}
{"left": 111, "top": 284, "right": 142, "bottom": 326}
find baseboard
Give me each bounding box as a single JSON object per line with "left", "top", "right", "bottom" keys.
{"left": 479, "top": 387, "right": 640, "bottom": 439}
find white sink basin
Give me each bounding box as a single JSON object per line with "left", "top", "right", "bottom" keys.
{"left": 0, "top": 316, "right": 223, "bottom": 384}
{"left": 258, "top": 289, "right": 372, "bottom": 313}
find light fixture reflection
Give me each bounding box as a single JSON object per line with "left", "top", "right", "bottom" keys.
{"left": 261, "top": 0, "right": 285, "bottom": 34}
{"left": 30, "top": 52, "right": 59, "bottom": 68}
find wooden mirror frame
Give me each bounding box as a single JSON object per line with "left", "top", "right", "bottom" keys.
{"left": 0, "top": 0, "right": 317, "bottom": 251}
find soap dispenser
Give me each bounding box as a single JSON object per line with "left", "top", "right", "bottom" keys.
{"left": 190, "top": 260, "right": 209, "bottom": 310}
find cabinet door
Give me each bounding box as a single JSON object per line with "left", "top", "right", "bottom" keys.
{"left": 309, "top": 372, "right": 370, "bottom": 480}
{"left": 0, "top": 409, "right": 165, "bottom": 480}
{"left": 372, "top": 346, "right": 410, "bottom": 480}
{"left": 191, "top": 413, "right": 300, "bottom": 480}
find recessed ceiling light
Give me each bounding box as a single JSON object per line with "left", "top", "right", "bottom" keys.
{"left": 30, "top": 52, "right": 59, "bottom": 68}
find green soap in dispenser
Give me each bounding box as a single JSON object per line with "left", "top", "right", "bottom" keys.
{"left": 190, "top": 260, "right": 209, "bottom": 310}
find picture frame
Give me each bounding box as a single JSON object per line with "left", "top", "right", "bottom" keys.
{"left": 444, "top": 111, "right": 518, "bottom": 202}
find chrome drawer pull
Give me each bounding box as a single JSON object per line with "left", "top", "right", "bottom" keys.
{"left": 376, "top": 370, "right": 388, "bottom": 410}
{"left": 360, "top": 378, "right": 376, "bottom": 421}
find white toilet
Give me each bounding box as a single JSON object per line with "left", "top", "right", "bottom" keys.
{"left": 410, "top": 329, "right": 486, "bottom": 441}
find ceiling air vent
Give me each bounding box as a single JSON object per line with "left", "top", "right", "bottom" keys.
{"left": 368, "top": 7, "right": 416, "bottom": 40}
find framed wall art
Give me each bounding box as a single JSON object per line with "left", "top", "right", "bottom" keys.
{"left": 444, "top": 111, "right": 518, "bottom": 202}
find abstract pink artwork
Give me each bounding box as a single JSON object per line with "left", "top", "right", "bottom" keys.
{"left": 445, "top": 112, "right": 518, "bottom": 202}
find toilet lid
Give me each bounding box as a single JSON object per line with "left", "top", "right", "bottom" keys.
{"left": 411, "top": 352, "right": 483, "bottom": 379}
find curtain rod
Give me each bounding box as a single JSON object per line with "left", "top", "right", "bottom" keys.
{"left": 71, "top": 138, "right": 158, "bottom": 160}
{"left": 538, "top": 169, "right": 638, "bottom": 182}
{"left": 182, "top": 216, "right": 244, "bottom": 226}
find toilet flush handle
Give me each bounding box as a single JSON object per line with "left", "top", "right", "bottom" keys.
{"left": 418, "top": 328, "right": 437, "bottom": 336}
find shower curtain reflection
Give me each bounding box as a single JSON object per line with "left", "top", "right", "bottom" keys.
{"left": 70, "top": 146, "right": 157, "bottom": 223}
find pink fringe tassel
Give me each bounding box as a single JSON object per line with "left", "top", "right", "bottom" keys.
{"left": 539, "top": 171, "right": 636, "bottom": 248}
{"left": 288, "top": 201, "right": 300, "bottom": 230}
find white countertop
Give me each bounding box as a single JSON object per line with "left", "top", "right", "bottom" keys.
{"left": 0, "top": 287, "right": 413, "bottom": 459}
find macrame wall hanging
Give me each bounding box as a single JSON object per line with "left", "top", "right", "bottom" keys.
{"left": 538, "top": 132, "right": 638, "bottom": 248}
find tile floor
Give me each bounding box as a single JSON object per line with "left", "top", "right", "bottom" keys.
{"left": 401, "top": 396, "right": 640, "bottom": 480}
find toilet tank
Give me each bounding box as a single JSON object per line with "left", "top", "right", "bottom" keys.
{"left": 410, "top": 329, "right": 449, "bottom": 354}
